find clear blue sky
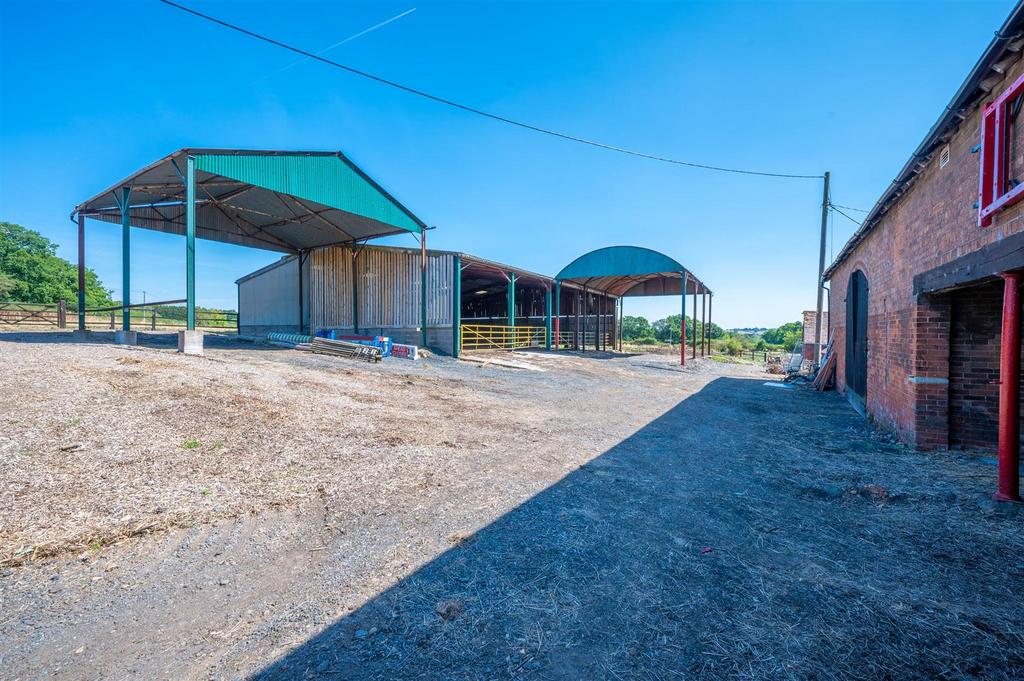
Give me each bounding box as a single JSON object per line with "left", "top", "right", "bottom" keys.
{"left": 0, "top": 0, "right": 1015, "bottom": 327}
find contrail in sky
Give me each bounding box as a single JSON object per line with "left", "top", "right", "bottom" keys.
{"left": 262, "top": 8, "right": 417, "bottom": 79}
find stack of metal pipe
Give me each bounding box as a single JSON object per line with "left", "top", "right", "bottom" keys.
{"left": 310, "top": 336, "right": 383, "bottom": 363}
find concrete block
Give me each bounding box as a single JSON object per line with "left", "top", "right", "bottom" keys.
{"left": 177, "top": 330, "right": 204, "bottom": 356}
{"left": 114, "top": 330, "right": 137, "bottom": 345}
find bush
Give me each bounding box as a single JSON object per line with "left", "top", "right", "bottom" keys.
{"left": 720, "top": 337, "right": 744, "bottom": 356}
{"left": 630, "top": 336, "right": 660, "bottom": 345}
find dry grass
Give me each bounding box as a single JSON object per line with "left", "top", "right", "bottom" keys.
{"left": 0, "top": 339, "right": 556, "bottom": 566}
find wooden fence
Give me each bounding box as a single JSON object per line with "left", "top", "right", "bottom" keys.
{"left": 0, "top": 301, "right": 237, "bottom": 332}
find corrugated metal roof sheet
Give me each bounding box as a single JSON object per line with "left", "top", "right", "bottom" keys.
{"left": 556, "top": 246, "right": 709, "bottom": 296}
{"left": 73, "top": 149, "right": 426, "bottom": 253}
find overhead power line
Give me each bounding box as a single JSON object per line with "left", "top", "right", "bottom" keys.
{"left": 158, "top": 0, "right": 823, "bottom": 180}
{"left": 829, "top": 203, "right": 863, "bottom": 226}
{"left": 829, "top": 202, "right": 870, "bottom": 213}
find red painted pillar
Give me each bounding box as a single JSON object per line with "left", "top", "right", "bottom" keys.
{"left": 997, "top": 271, "right": 1022, "bottom": 502}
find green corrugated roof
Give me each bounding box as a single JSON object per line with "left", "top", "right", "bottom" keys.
{"left": 556, "top": 246, "right": 708, "bottom": 296}
{"left": 557, "top": 246, "right": 685, "bottom": 280}
{"left": 73, "top": 149, "right": 425, "bottom": 253}
{"left": 194, "top": 153, "right": 422, "bottom": 235}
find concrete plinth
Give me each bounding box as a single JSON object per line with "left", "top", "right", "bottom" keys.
{"left": 177, "top": 329, "right": 204, "bottom": 356}
{"left": 115, "top": 330, "right": 137, "bottom": 345}
{"left": 70, "top": 329, "right": 92, "bottom": 341}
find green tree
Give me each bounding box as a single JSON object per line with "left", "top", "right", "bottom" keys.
{"left": 653, "top": 314, "right": 682, "bottom": 343}
{"left": 0, "top": 221, "right": 112, "bottom": 305}
{"left": 620, "top": 315, "right": 653, "bottom": 341}
{"left": 652, "top": 314, "right": 714, "bottom": 343}
{"left": 762, "top": 321, "right": 802, "bottom": 348}
{"left": 0, "top": 271, "right": 15, "bottom": 299}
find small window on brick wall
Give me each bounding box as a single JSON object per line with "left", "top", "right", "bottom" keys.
{"left": 940, "top": 145, "right": 950, "bottom": 168}
{"left": 978, "top": 72, "right": 1024, "bottom": 227}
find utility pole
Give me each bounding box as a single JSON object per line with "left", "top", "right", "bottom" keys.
{"left": 813, "top": 171, "right": 830, "bottom": 365}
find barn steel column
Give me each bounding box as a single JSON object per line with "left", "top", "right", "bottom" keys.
{"left": 617, "top": 297, "right": 623, "bottom": 351}
{"left": 680, "top": 271, "right": 687, "bottom": 366}
{"left": 709, "top": 295, "right": 714, "bottom": 353}
{"left": 185, "top": 155, "right": 196, "bottom": 330}
{"left": 576, "top": 289, "right": 583, "bottom": 351}
{"left": 692, "top": 288, "right": 697, "bottom": 360}
{"left": 700, "top": 292, "right": 706, "bottom": 356}
{"left": 507, "top": 273, "right": 516, "bottom": 327}
{"left": 997, "top": 271, "right": 1022, "bottom": 502}
{"left": 119, "top": 186, "right": 132, "bottom": 331}
{"left": 554, "top": 282, "right": 561, "bottom": 351}
{"left": 452, "top": 254, "right": 461, "bottom": 357}
{"left": 544, "top": 286, "right": 552, "bottom": 350}
{"left": 77, "top": 214, "right": 86, "bottom": 331}
{"left": 585, "top": 284, "right": 593, "bottom": 352}
{"left": 603, "top": 294, "right": 609, "bottom": 351}
{"left": 420, "top": 231, "right": 428, "bottom": 348}
{"left": 298, "top": 250, "right": 305, "bottom": 335}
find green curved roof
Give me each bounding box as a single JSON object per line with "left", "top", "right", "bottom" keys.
{"left": 556, "top": 246, "right": 708, "bottom": 297}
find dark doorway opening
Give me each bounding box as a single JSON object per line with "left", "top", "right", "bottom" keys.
{"left": 845, "top": 270, "right": 869, "bottom": 414}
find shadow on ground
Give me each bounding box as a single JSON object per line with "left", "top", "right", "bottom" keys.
{"left": 252, "top": 377, "right": 1024, "bottom": 679}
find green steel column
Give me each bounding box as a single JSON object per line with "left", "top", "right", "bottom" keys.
{"left": 77, "top": 214, "right": 86, "bottom": 331}
{"left": 421, "top": 232, "right": 428, "bottom": 348}
{"left": 507, "top": 272, "right": 516, "bottom": 327}
{"left": 120, "top": 186, "right": 132, "bottom": 330}
{"left": 554, "top": 282, "right": 561, "bottom": 351}
{"left": 452, "top": 254, "right": 461, "bottom": 357}
{"left": 544, "top": 286, "right": 552, "bottom": 350}
{"left": 186, "top": 155, "right": 196, "bottom": 330}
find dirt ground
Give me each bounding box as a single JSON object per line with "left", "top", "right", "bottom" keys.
{"left": 1, "top": 331, "right": 1023, "bottom": 680}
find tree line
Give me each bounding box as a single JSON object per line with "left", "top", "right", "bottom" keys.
{"left": 0, "top": 221, "right": 112, "bottom": 305}
{"left": 0, "top": 222, "right": 235, "bottom": 322}
{"left": 620, "top": 313, "right": 803, "bottom": 354}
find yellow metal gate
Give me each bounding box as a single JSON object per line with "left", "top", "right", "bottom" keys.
{"left": 460, "top": 324, "right": 545, "bottom": 351}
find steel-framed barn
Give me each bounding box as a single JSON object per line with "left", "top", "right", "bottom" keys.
{"left": 556, "top": 246, "right": 712, "bottom": 365}
{"left": 71, "top": 149, "right": 428, "bottom": 353}
{"left": 238, "top": 243, "right": 711, "bottom": 361}
{"left": 237, "top": 243, "right": 564, "bottom": 355}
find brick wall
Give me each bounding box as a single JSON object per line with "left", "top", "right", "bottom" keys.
{"left": 802, "top": 310, "right": 827, "bottom": 360}
{"left": 827, "top": 49, "right": 1024, "bottom": 448}
{"left": 949, "top": 282, "right": 1002, "bottom": 447}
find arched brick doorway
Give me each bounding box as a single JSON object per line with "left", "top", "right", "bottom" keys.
{"left": 845, "top": 270, "right": 869, "bottom": 414}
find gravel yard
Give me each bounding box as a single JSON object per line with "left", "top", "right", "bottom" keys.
{"left": 1, "top": 331, "right": 1023, "bottom": 679}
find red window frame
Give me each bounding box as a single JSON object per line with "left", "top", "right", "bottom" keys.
{"left": 979, "top": 71, "right": 1024, "bottom": 227}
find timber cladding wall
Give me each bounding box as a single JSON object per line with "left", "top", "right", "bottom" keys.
{"left": 309, "top": 245, "right": 454, "bottom": 332}
{"left": 827, "top": 48, "right": 1024, "bottom": 448}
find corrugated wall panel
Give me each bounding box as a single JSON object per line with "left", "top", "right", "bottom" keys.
{"left": 310, "top": 246, "right": 353, "bottom": 330}
{"left": 309, "top": 245, "right": 452, "bottom": 331}
{"left": 239, "top": 256, "right": 300, "bottom": 326}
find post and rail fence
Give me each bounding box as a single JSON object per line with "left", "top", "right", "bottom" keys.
{"left": 0, "top": 299, "right": 237, "bottom": 333}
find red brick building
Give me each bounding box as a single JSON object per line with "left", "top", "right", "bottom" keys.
{"left": 823, "top": 3, "right": 1024, "bottom": 501}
